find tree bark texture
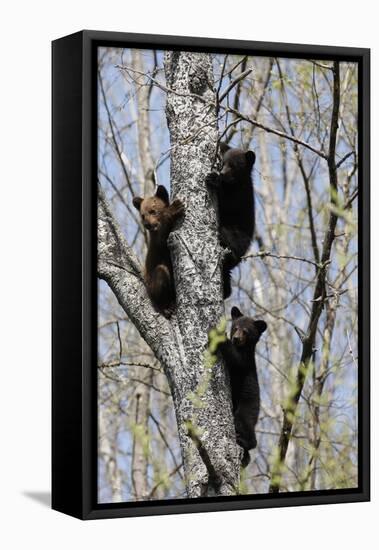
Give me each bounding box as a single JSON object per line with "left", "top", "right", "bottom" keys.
{"left": 98, "top": 51, "right": 241, "bottom": 498}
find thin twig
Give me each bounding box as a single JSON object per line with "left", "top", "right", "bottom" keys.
{"left": 218, "top": 68, "right": 253, "bottom": 103}
{"left": 99, "top": 366, "right": 170, "bottom": 396}
{"left": 243, "top": 250, "right": 329, "bottom": 270}
{"left": 222, "top": 105, "right": 328, "bottom": 160}
{"left": 309, "top": 60, "right": 334, "bottom": 71}
{"left": 116, "top": 64, "right": 207, "bottom": 103}
{"left": 148, "top": 462, "right": 184, "bottom": 498}
{"left": 99, "top": 360, "right": 162, "bottom": 373}
{"left": 346, "top": 331, "right": 358, "bottom": 369}
{"left": 336, "top": 150, "right": 355, "bottom": 169}
{"left": 149, "top": 412, "right": 183, "bottom": 475}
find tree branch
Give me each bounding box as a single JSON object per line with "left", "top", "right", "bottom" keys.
{"left": 221, "top": 104, "right": 328, "bottom": 160}
{"left": 243, "top": 250, "right": 327, "bottom": 270}
{"left": 97, "top": 185, "right": 180, "bottom": 380}
{"left": 269, "top": 61, "right": 341, "bottom": 493}
{"left": 218, "top": 67, "right": 253, "bottom": 103}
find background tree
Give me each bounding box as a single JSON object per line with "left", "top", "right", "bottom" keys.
{"left": 97, "top": 47, "right": 358, "bottom": 501}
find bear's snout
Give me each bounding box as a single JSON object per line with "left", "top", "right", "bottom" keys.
{"left": 232, "top": 334, "right": 245, "bottom": 347}
{"left": 144, "top": 221, "right": 159, "bottom": 231}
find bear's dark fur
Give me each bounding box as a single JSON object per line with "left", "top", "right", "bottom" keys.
{"left": 218, "top": 306, "right": 266, "bottom": 467}
{"left": 132, "top": 185, "right": 184, "bottom": 318}
{"left": 206, "top": 143, "right": 256, "bottom": 298}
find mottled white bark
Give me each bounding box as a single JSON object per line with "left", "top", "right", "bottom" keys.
{"left": 163, "top": 51, "right": 241, "bottom": 496}
{"left": 98, "top": 52, "right": 241, "bottom": 498}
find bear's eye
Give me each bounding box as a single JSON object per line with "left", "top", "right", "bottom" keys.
{"left": 150, "top": 209, "right": 156, "bottom": 215}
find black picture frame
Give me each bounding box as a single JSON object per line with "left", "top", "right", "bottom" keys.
{"left": 52, "top": 30, "right": 370, "bottom": 520}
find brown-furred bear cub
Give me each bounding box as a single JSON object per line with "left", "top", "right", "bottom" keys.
{"left": 217, "top": 306, "right": 267, "bottom": 467}
{"left": 132, "top": 185, "right": 184, "bottom": 318}
{"left": 206, "top": 143, "right": 256, "bottom": 298}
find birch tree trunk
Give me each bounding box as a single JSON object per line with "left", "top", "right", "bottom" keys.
{"left": 98, "top": 51, "right": 241, "bottom": 498}
{"left": 131, "top": 49, "right": 156, "bottom": 195}
{"left": 98, "top": 407, "right": 123, "bottom": 502}
{"left": 164, "top": 51, "right": 241, "bottom": 496}
{"left": 129, "top": 49, "right": 155, "bottom": 500}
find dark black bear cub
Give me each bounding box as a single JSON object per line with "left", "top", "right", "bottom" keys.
{"left": 133, "top": 185, "right": 184, "bottom": 318}
{"left": 218, "top": 306, "right": 267, "bottom": 467}
{"left": 206, "top": 143, "right": 256, "bottom": 298}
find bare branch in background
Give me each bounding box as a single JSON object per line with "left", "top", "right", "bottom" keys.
{"left": 270, "top": 61, "right": 342, "bottom": 493}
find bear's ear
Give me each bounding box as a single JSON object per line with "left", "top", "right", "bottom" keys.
{"left": 155, "top": 185, "right": 169, "bottom": 204}
{"left": 231, "top": 306, "right": 243, "bottom": 320}
{"left": 132, "top": 197, "right": 143, "bottom": 211}
{"left": 219, "top": 142, "right": 230, "bottom": 156}
{"left": 254, "top": 320, "right": 267, "bottom": 335}
{"left": 246, "top": 150, "right": 256, "bottom": 167}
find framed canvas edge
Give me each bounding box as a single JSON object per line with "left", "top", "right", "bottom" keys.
{"left": 56, "top": 28, "right": 371, "bottom": 58}
{"left": 52, "top": 30, "right": 370, "bottom": 520}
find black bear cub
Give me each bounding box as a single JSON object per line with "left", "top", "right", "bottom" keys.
{"left": 218, "top": 306, "right": 267, "bottom": 467}
{"left": 206, "top": 143, "right": 256, "bottom": 298}
{"left": 133, "top": 185, "right": 184, "bottom": 318}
